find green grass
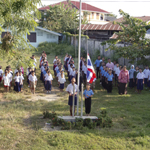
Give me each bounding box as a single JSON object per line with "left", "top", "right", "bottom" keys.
{"left": 0, "top": 51, "right": 150, "bottom": 150}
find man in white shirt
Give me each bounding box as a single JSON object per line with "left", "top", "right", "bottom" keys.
{"left": 66, "top": 77, "right": 78, "bottom": 116}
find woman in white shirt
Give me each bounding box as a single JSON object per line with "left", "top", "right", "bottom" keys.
{"left": 136, "top": 68, "right": 145, "bottom": 94}
{"left": 14, "top": 72, "right": 20, "bottom": 92}
{"left": 2, "top": 70, "right": 10, "bottom": 92}
{"left": 45, "top": 71, "right": 53, "bottom": 94}
{"left": 58, "top": 71, "right": 66, "bottom": 92}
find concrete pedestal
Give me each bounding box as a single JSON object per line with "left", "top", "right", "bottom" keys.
{"left": 58, "top": 116, "right": 98, "bottom": 122}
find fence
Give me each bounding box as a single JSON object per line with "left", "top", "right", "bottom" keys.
{"left": 70, "top": 36, "right": 131, "bottom": 67}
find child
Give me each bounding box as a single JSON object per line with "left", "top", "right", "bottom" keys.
{"left": 133, "top": 66, "right": 139, "bottom": 92}
{"left": 83, "top": 84, "right": 94, "bottom": 116}
{"left": 71, "top": 67, "right": 76, "bottom": 81}
{"left": 19, "top": 71, "right": 24, "bottom": 92}
{"left": 106, "top": 70, "right": 113, "bottom": 93}
{"left": 27, "top": 68, "right": 32, "bottom": 87}
{"left": 136, "top": 68, "right": 145, "bottom": 94}
{"left": 45, "top": 71, "right": 53, "bottom": 94}
{"left": 143, "top": 66, "right": 149, "bottom": 89}
{"left": 58, "top": 71, "right": 66, "bottom": 92}
{"left": 29, "top": 71, "right": 37, "bottom": 94}
{"left": 14, "top": 72, "right": 20, "bottom": 92}
{"left": 129, "top": 65, "right": 135, "bottom": 88}
{"left": 2, "top": 70, "right": 10, "bottom": 92}
{"left": 0, "top": 66, "right": 3, "bottom": 84}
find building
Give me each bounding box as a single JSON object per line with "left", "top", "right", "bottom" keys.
{"left": 81, "top": 16, "right": 150, "bottom": 40}
{"left": 38, "top": 1, "right": 112, "bottom": 25}
{"left": 0, "top": 27, "right": 61, "bottom": 48}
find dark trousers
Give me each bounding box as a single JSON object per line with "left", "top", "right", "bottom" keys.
{"left": 119, "top": 83, "right": 127, "bottom": 94}
{"left": 107, "top": 81, "right": 112, "bottom": 93}
{"left": 96, "top": 67, "right": 100, "bottom": 79}
{"left": 85, "top": 97, "right": 91, "bottom": 114}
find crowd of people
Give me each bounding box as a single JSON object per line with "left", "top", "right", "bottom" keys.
{"left": 94, "top": 56, "right": 150, "bottom": 94}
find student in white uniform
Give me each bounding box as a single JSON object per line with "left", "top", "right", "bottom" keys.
{"left": 14, "top": 72, "right": 20, "bottom": 92}
{"left": 45, "top": 71, "right": 53, "bottom": 94}
{"left": 2, "top": 70, "right": 10, "bottom": 92}
{"left": 143, "top": 66, "right": 149, "bottom": 88}
{"left": 66, "top": 77, "right": 78, "bottom": 116}
{"left": 29, "top": 71, "right": 37, "bottom": 94}
{"left": 58, "top": 71, "right": 66, "bottom": 92}
{"left": 137, "top": 68, "right": 145, "bottom": 94}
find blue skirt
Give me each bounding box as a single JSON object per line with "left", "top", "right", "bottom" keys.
{"left": 144, "top": 78, "right": 148, "bottom": 86}
{"left": 40, "top": 72, "right": 43, "bottom": 80}
{"left": 68, "top": 95, "right": 77, "bottom": 106}
{"left": 59, "top": 83, "right": 64, "bottom": 89}
{"left": 45, "top": 81, "right": 51, "bottom": 91}
{"left": 14, "top": 82, "right": 20, "bottom": 92}
{"left": 137, "top": 79, "right": 143, "bottom": 90}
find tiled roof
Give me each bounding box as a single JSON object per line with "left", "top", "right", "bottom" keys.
{"left": 38, "top": 1, "right": 109, "bottom": 13}
{"left": 81, "top": 16, "right": 150, "bottom": 31}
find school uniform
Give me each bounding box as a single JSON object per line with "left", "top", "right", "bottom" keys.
{"left": 114, "top": 67, "right": 120, "bottom": 83}
{"left": 83, "top": 89, "right": 94, "bottom": 114}
{"left": 14, "top": 76, "right": 20, "bottom": 92}
{"left": 66, "top": 83, "right": 78, "bottom": 106}
{"left": 129, "top": 68, "right": 135, "bottom": 88}
{"left": 0, "top": 69, "right": 3, "bottom": 82}
{"left": 19, "top": 75, "right": 24, "bottom": 89}
{"left": 148, "top": 71, "right": 150, "bottom": 87}
{"left": 133, "top": 70, "right": 139, "bottom": 87}
{"left": 137, "top": 72, "right": 145, "bottom": 90}
{"left": 94, "top": 59, "right": 102, "bottom": 79}
{"left": 106, "top": 74, "right": 113, "bottom": 93}
{"left": 71, "top": 70, "right": 76, "bottom": 81}
{"left": 2, "top": 75, "right": 10, "bottom": 87}
{"left": 69, "top": 67, "right": 73, "bottom": 83}
{"left": 29, "top": 75, "right": 37, "bottom": 89}
{"left": 40, "top": 66, "right": 45, "bottom": 80}
{"left": 58, "top": 77, "right": 66, "bottom": 89}
{"left": 45, "top": 74, "right": 53, "bottom": 91}
{"left": 143, "top": 69, "right": 149, "bottom": 86}
{"left": 8, "top": 73, "right": 12, "bottom": 87}
{"left": 104, "top": 71, "right": 108, "bottom": 89}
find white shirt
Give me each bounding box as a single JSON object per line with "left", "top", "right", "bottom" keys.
{"left": 58, "top": 77, "right": 66, "bottom": 84}
{"left": 69, "top": 68, "right": 73, "bottom": 75}
{"left": 3, "top": 75, "right": 10, "bottom": 86}
{"left": 143, "top": 69, "right": 149, "bottom": 78}
{"left": 57, "top": 72, "right": 61, "bottom": 78}
{"left": 115, "top": 67, "right": 120, "bottom": 76}
{"left": 0, "top": 69, "right": 3, "bottom": 76}
{"left": 137, "top": 72, "right": 145, "bottom": 79}
{"left": 83, "top": 65, "right": 87, "bottom": 74}
{"left": 55, "top": 66, "right": 59, "bottom": 71}
{"left": 71, "top": 70, "right": 76, "bottom": 76}
{"left": 14, "top": 69, "right": 18, "bottom": 74}
{"left": 29, "top": 75, "right": 37, "bottom": 82}
{"left": 66, "top": 83, "right": 78, "bottom": 94}
{"left": 53, "top": 59, "right": 57, "bottom": 64}
{"left": 14, "top": 76, "right": 20, "bottom": 82}
{"left": 114, "top": 65, "right": 117, "bottom": 72}
{"left": 41, "top": 66, "right": 45, "bottom": 72}
{"left": 8, "top": 73, "right": 12, "bottom": 82}
{"left": 45, "top": 74, "right": 53, "bottom": 81}
{"left": 33, "top": 58, "right": 37, "bottom": 67}
{"left": 19, "top": 75, "right": 24, "bottom": 85}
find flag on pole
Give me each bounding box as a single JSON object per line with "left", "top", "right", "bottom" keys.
{"left": 87, "top": 53, "right": 96, "bottom": 83}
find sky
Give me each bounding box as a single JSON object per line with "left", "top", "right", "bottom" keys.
{"left": 38, "top": 0, "right": 150, "bottom": 18}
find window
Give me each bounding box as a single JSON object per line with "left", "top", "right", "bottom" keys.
{"left": 96, "top": 13, "right": 99, "bottom": 20}
{"left": 27, "top": 32, "right": 36, "bottom": 42}
{"left": 37, "top": 32, "right": 43, "bottom": 36}
{"left": 1, "top": 32, "right": 10, "bottom": 38}
{"left": 92, "top": 12, "right": 94, "bottom": 19}
{"left": 100, "top": 14, "right": 104, "bottom": 20}
{"left": 47, "top": 34, "right": 52, "bottom": 39}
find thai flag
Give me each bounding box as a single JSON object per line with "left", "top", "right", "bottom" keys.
{"left": 87, "top": 53, "right": 96, "bottom": 83}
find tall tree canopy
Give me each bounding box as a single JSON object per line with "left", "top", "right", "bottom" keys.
{"left": 102, "top": 10, "right": 150, "bottom": 65}
{"left": 0, "top": 0, "right": 41, "bottom": 67}
{"left": 39, "top": 2, "right": 87, "bottom": 33}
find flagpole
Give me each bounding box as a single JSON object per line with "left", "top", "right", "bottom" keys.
{"left": 77, "top": 0, "right": 82, "bottom": 116}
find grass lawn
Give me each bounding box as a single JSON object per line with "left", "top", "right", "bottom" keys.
{"left": 0, "top": 51, "right": 150, "bottom": 150}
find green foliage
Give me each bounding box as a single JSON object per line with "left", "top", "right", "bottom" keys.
{"left": 39, "top": 2, "right": 87, "bottom": 34}
{"left": 0, "top": 0, "right": 41, "bottom": 67}
{"left": 37, "top": 42, "right": 76, "bottom": 57}
{"left": 103, "top": 10, "right": 150, "bottom": 64}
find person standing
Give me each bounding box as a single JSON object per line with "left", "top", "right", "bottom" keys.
{"left": 66, "top": 77, "right": 78, "bottom": 116}
{"left": 129, "top": 65, "right": 135, "bottom": 88}
{"left": 94, "top": 56, "right": 102, "bottom": 79}
{"left": 118, "top": 66, "right": 129, "bottom": 95}
{"left": 83, "top": 84, "right": 94, "bottom": 116}
{"left": 106, "top": 58, "right": 114, "bottom": 71}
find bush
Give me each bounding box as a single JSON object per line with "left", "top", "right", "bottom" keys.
{"left": 37, "top": 42, "right": 76, "bottom": 57}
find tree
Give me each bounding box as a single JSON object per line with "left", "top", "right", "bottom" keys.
{"left": 0, "top": 0, "right": 41, "bottom": 67}
{"left": 39, "top": 2, "right": 87, "bottom": 34}
{"left": 102, "top": 10, "right": 150, "bottom": 65}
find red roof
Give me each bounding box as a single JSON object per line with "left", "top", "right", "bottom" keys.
{"left": 39, "top": 1, "right": 109, "bottom": 13}
{"left": 81, "top": 16, "right": 150, "bottom": 31}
